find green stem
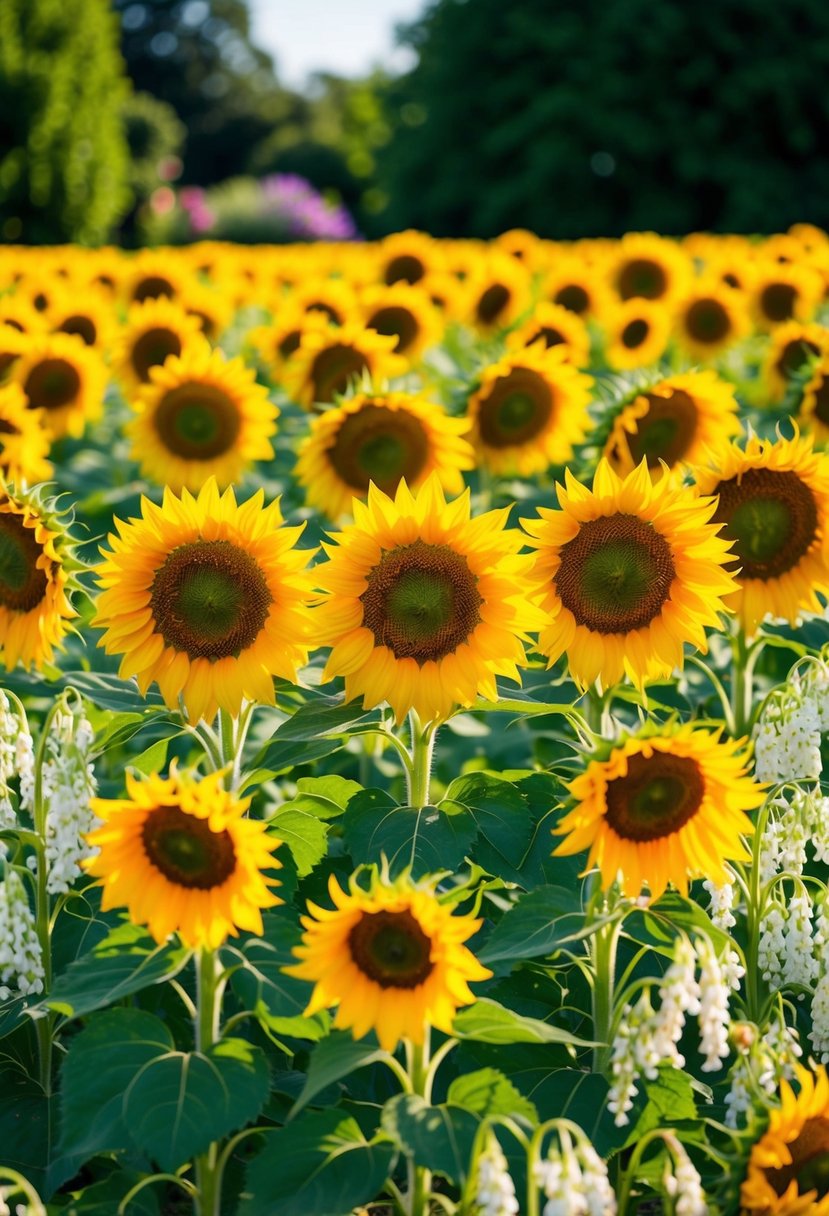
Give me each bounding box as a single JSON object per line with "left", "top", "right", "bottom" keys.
{"left": 406, "top": 711, "right": 436, "bottom": 809}
{"left": 583, "top": 686, "right": 605, "bottom": 735}
{"left": 591, "top": 911, "right": 620, "bottom": 1075}
{"left": 194, "top": 949, "right": 221, "bottom": 1216}
{"left": 407, "top": 1035, "right": 432, "bottom": 1216}
{"left": 730, "top": 628, "right": 753, "bottom": 738}
{"left": 742, "top": 801, "right": 772, "bottom": 1024}
{"left": 32, "top": 698, "right": 65, "bottom": 1095}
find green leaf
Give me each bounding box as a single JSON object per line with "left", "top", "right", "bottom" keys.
{"left": 622, "top": 1067, "right": 698, "bottom": 1148}
{"left": 447, "top": 1067, "right": 538, "bottom": 1123}
{"left": 268, "top": 805, "right": 329, "bottom": 876}
{"left": 0, "top": 1062, "right": 50, "bottom": 1196}
{"left": 240, "top": 1110, "right": 396, "bottom": 1216}
{"left": 57, "top": 1009, "right": 174, "bottom": 1180}
{"left": 128, "top": 732, "right": 181, "bottom": 775}
{"left": 41, "top": 926, "right": 190, "bottom": 1020}
{"left": 479, "top": 885, "right": 604, "bottom": 963}
{"left": 124, "top": 1038, "right": 270, "bottom": 1172}
{"left": 381, "top": 1094, "right": 478, "bottom": 1184}
{"left": 291, "top": 775, "right": 364, "bottom": 819}
{"left": 271, "top": 696, "right": 381, "bottom": 741}
{"left": 57, "top": 672, "right": 168, "bottom": 713}
{"left": 224, "top": 912, "right": 328, "bottom": 1041}
{"left": 342, "top": 789, "right": 475, "bottom": 876}
{"left": 445, "top": 772, "right": 533, "bottom": 866}
{"left": 291, "top": 1031, "right": 389, "bottom": 1116}
{"left": 452, "top": 998, "right": 595, "bottom": 1047}
{"left": 243, "top": 736, "right": 345, "bottom": 785}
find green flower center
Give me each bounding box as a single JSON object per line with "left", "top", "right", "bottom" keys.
{"left": 555, "top": 513, "right": 676, "bottom": 634}
{"left": 0, "top": 510, "right": 48, "bottom": 612}
{"left": 760, "top": 282, "right": 797, "bottom": 323}
{"left": 142, "top": 804, "right": 236, "bottom": 890}
{"left": 348, "top": 908, "right": 434, "bottom": 988}
{"left": 685, "top": 298, "right": 730, "bottom": 344}
{"left": 131, "top": 326, "right": 183, "bottom": 383}
{"left": 478, "top": 367, "right": 553, "bottom": 448}
{"left": 23, "top": 358, "right": 81, "bottom": 411}
{"left": 476, "top": 284, "right": 510, "bottom": 326}
{"left": 329, "top": 403, "right": 429, "bottom": 495}
{"left": 150, "top": 539, "right": 272, "bottom": 660}
{"left": 621, "top": 318, "right": 649, "bottom": 349}
{"left": 766, "top": 1117, "right": 829, "bottom": 1201}
{"left": 310, "top": 343, "right": 370, "bottom": 404}
{"left": 604, "top": 751, "right": 705, "bottom": 842}
{"left": 618, "top": 258, "right": 667, "bottom": 300}
{"left": 627, "top": 389, "right": 698, "bottom": 468}
{"left": 367, "top": 305, "right": 420, "bottom": 354}
{"left": 713, "top": 467, "right": 818, "bottom": 580}
{"left": 360, "top": 539, "right": 482, "bottom": 663}
{"left": 153, "top": 382, "right": 241, "bottom": 461}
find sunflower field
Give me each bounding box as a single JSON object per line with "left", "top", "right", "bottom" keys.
{"left": 1, "top": 227, "right": 829, "bottom": 1215}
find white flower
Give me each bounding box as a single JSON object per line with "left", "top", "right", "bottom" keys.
{"left": 0, "top": 868, "right": 44, "bottom": 1000}
{"left": 662, "top": 1136, "right": 708, "bottom": 1216}
{"left": 535, "top": 1136, "right": 616, "bottom": 1216}
{"left": 475, "top": 1133, "right": 519, "bottom": 1216}
{"left": 607, "top": 993, "right": 660, "bottom": 1126}
{"left": 696, "top": 938, "right": 730, "bottom": 1073}
{"left": 758, "top": 905, "right": 786, "bottom": 985}
{"left": 41, "top": 707, "right": 98, "bottom": 895}
{"left": 782, "top": 890, "right": 817, "bottom": 993}
{"left": 652, "top": 937, "right": 700, "bottom": 1068}
{"left": 702, "top": 877, "right": 736, "bottom": 931}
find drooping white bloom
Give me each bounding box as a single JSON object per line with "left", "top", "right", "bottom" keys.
{"left": 782, "top": 889, "right": 817, "bottom": 993}
{"left": 0, "top": 868, "right": 44, "bottom": 1000}
{"left": 475, "top": 1132, "right": 519, "bottom": 1216}
{"left": 702, "top": 876, "right": 737, "bottom": 931}
{"left": 0, "top": 692, "right": 33, "bottom": 830}
{"left": 607, "top": 993, "right": 660, "bottom": 1127}
{"left": 696, "top": 938, "right": 730, "bottom": 1072}
{"left": 40, "top": 706, "right": 98, "bottom": 895}
{"left": 758, "top": 905, "right": 786, "bottom": 985}
{"left": 652, "top": 937, "right": 700, "bottom": 1068}
{"left": 534, "top": 1135, "right": 616, "bottom": 1216}
{"left": 662, "top": 1136, "right": 709, "bottom": 1216}
{"left": 724, "top": 1012, "right": 802, "bottom": 1128}
{"left": 754, "top": 684, "right": 821, "bottom": 784}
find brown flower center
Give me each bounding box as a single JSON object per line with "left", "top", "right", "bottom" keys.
{"left": 57, "top": 315, "right": 97, "bottom": 346}
{"left": 150, "top": 539, "right": 272, "bottom": 659}
{"left": 555, "top": 514, "right": 676, "bottom": 634}
{"left": 476, "top": 284, "right": 511, "bottom": 326}
{"left": 278, "top": 330, "right": 301, "bottom": 359}
{"left": 384, "top": 254, "right": 425, "bottom": 286}
{"left": 131, "top": 327, "right": 183, "bottom": 383}
{"left": 153, "top": 382, "right": 241, "bottom": 461}
{"left": 329, "top": 404, "right": 429, "bottom": 495}
{"left": 604, "top": 751, "right": 705, "bottom": 842}
{"left": 142, "top": 804, "right": 236, "bottom": 889}
{"left": 367, "top": 306, "right": 420, "bottom": 354}
{"left": 310, "top": 343, "right": 370, "bottom": 404}
{"left": 618, "top": 258, "right": 668, "bottom": 301}
{"left": 360, "top": 539, "right": 482, "bottom": 663}
{"left": 348, "top": 908, "right": 434, "bottom": 988}
{"left": 304, "top": 301, "right": 342, "bottom": 325}
{"left": 554, "top": 285, "right": 590, "bottom": 315}
{"left": 621, "top": 319, "right": 649, "bottom": 350}
{"left": 712, "top": 467, "right": 818, "bottom": 580}
{"left": 778, "top": 338, "right": 821, "bottom": 380}
{"left": 627, "top": 389, "right": 698, "bottom": 468}
{"left": 133, "top": 275, "right": 175, "bottom": 303}
{"left": 685, "top": 298, "right": 730, "bottom": 345}
{"left": 23, "top": 358, "right": 81, "bottom": 411}
{"left": 477, "top": 367, "right": 553, "bottom": 448}
{"left": 527, "top": 326, "right": 566, "bottom": 350}
{"left": 765, "top": 1117, "right": 829, "bottom": 1201}
{"left": 0, "top": 509, "right": 48, "bottom": 613}
{"left": 760, "top": 282, "right": 797, "bottom": 323}
{"left": 812, "top": 376, "right": 829, "bottom": 427}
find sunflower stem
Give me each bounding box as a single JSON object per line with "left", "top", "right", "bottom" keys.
{"left": 32, "top": 696, "right": 66, "bottom": 1096}
{"left": 407, "top": 1035, "right": 433, "bottom": 1216}
{"left": 729, "top": 628, "right": 753, "bottom": 738}
{"left": 194, "top": 948, "right": 221, "bottom": 1216}
{"left": 590, "top": 902, "right": 620, "bottom": 1075}
{"left": 407, "top": 711, "right": 436, "bottom": 809}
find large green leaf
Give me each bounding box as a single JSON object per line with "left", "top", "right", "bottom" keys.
{"left": 445, "top": 772, "right": 534, "bottom": 866}
{"left": 452, "top": 998, "right": 595, "bottom": 1047}
{"left": 124, "top": 1038, "right": 270, "bottom": 1172}
{"left": 56, "top": 672, "right": 168, "bottom": 713}
{"left": 269, "top": 696, "right": 382, "bottom": 741}
{"left": 268, "top": 804, "right": 329, "bottom": 876}
{"left": 342, "top": 789, "right": 475, "bottom": 875}
{"left": 224, "top": 913, "right": 328, "bottom": 1041}
{"left": 479, "top": 885, "right": 604, "bottom": 964}
{"left": 291, "top": 1031, "right": 389, "bottom": 1115}
{"left": 0, "top": 1061, "right": 50, "bottom": 1196}
{"left": 381, "top": 1093, "right": 478, "bottom": 1184}
{"left": 240, "top": 1110, "right": 396, "bottom": 1216}
{"left": 446, "top": 1067, "right": 538, "bottom": 1123}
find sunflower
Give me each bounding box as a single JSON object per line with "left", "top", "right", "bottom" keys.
{"left": 125, "top": 252, "right": 191, "bottom": 305}
{"left": 506, "top": 301, "right": 591, "bottom": 367}
{"left": 692, "top": 431, "right": 829, "bottom": 635}
{"left": 126, "top": 345, "right": 278, "bottom": 492}
{"left": 0, "top": 297, "right": 46, "bottom": 336}
{"left": 0, "top": 325, "right": 29, "bottom": 383}
{"left": 609, "top": 233, "right": 692, "bottom": 303}
{"left": 673, "top": 280, "right": 752, "bottom": 361}
{"left": 84, "top": 769, "right": 281, "bottom": 950}
{"left": 378, "top": 230, "right": 443, "bottom": 286}
{"left": 741, "top": 1065, "right": 829, "bottom": 1215}
{"left": 541, "top": 259, "right": 612, "bottom": 319}
{"left": 603, "top": 370, "right": 741, "bottom": 478}
{"left": 93, "top": 478, "right": 314, "bottom": 724}
{"left": 465, "top": 253, "right": 532, "bottom": 333}
{"left": 246, "top": 303, "right": 309, "bottom": 383}
{"left": 46, "top": 287, "right": 114, "bottom": 352}
{"left": 285, "top": 870, "right": 491, "bottom": 1051}
{"left": 800, "top": 355, "right": 829, "bottom": 445}
{"left": 178, "top": 280, "right": 235, "bottom": 343}
{"left": 361, "top": 282, "right": 443, "bottom": 360}
{"left": 763, "top": 321, "right": 829, "bottom": 403}
{"left": 314, "top": 475, "right": 547, "bottom": 723}
{"left": 0, "top": 383, "right": 52, "bottom": 487}
{"left": 0, "top": 484, "right": 76, "bottom": 671}
{"left": 751, "top": 261, "right": 824, "bottom": 330}
{"left": 522, "top": 459, "right": 738, "bottom": 689}
{"left": 113, "top": 297, "right": 206, "bottom": 394}
{"left": 11, "top": 332, "right": 107, "bottom": 439}
{"left": 603, "top": 300, "right": 672, "bottom": 370}
{"left": 554, "top": 724, "right": 761, "bottom": 899}
{"left": 284, "top": 317, "right": 407, "bottom": 411}
{"left": 467, "top": 344, "right": 593, "bottom": 477}
{"left": 296, "top": 390, "right": 474, "bottom": 519}
{"left": 290, "top": 278, "right": 360, "bottom": 327}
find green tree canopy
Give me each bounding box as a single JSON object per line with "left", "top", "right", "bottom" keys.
{"left": 376, "top": 0, "right": 829, "bottom": 238}
{"left": 0, "top": 0, "right": 131, "bottom": 244}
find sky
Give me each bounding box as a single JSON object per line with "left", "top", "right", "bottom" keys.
{"left": 249, "top": 0, "right": 426, "bottom": 88}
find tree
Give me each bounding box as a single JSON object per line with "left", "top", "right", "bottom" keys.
{"left": 0, "top": 0, "right": 131, "bottom": 245}
{"left": 375, "top": 0, "right": 829, "bottom": 238}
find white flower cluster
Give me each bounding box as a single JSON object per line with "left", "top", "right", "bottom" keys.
{"left": 810, "top": 894, "right": 829, "bottom": 1059}
{"left": 533, "top": 1136, "right": 616, "bottom": 1216}
{"left": 0, "top": 868, "right": 44, "bottom": 1000}
{"left": 39, "top": 707, "right": 98, "bottom": 895}
{"left": 760, "top": 787, "right": 829, "bottom": 884}
{"left": 753, "top": 660, "right": 825, "bottom": 783}
{"left": 702, "top": 875, "right": 737, "bottom": 931}
{"left": 0, "top": 692, "right": 34, "bottom": 831}
{"left": 475, "top": 1133, "right": 519, "bottom": 1216}
{"left": 758, "top": 880, "right": 819, "bottom": 995}
{"left": 662, "top": 1136, "right": 709, "bottom": 1216}
{"left": 724, "top": 1013, "right": 802, "bottom": 1128}
{"left": 607, "top": 936, "right": 734, "bottom": 1126}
